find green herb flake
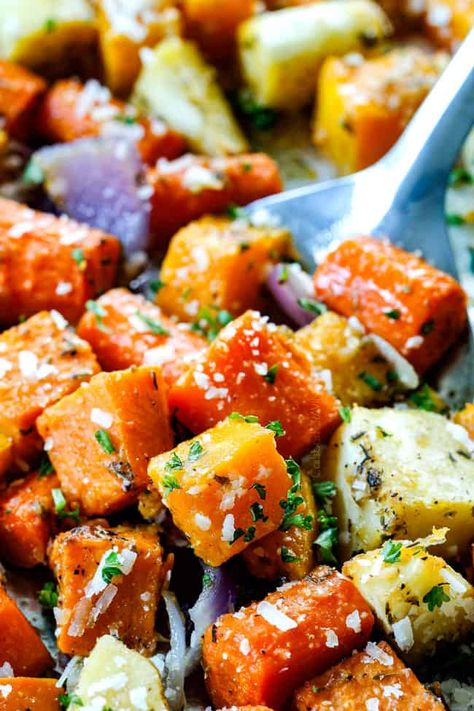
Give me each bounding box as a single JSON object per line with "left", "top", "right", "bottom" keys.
{"left": 244, "top": 526, "right": 256, "bottom": 542}
{"left": 59, "top": 693, "right": 83, "bottom": 709}
{"left": 313, "top": 481, "right": 336, "bottom": 504}
{"left": 448, "top": 168, "right": 473, "bottom": 186}
{"left": 230, "top": 527, "right": 245, "bottom": 544}
{"left": 383, "top": 308, "right": 401, "bottom": 320}
{"left": 85, "top": 300, "right": 109, "bottom": 332}
{"left": 278, "top": 264, "right": 289, "bottom": 284}
{"left": 94, "top": 429, "right": 116, "bottom": 454}
{"left": 162, "top": 474, "right": 181, "bottom": 497}
{"left": 227, "top": 204, "right": 247, "bottom": 221}
{"left": 150, "top": 279, "right": 166, "bottom": 295}
{"left": 114, "top": 114, "right": 137, "bottom": 125}
{"left": 264, "top": 364, "right": 279, "bottom": 385}
{"left": 252, "top": 482, "right": 266, "bottom": 500}
{"left": 165, "top": 452, "right": 184, "bottom": 472}
{"left": 135, "top": 311, "right": 169, "bottom": 336}
{"left": 376, "top": 426, "right": 392, "bottom": 438}
{"left": 339, "top": 406, "right": 351, "bottom": 423}
{"left": 52, "top": 488, "right": 80, "bottom": 521}
{"left": 38, "top": 453, "right": 54, "bottom": 477}
{"left": 286, "top": 457, "right": 301, "bottom": 488}
{"left": 358, "top": 371, "right": 383, "bottom": 391}
{"left": 71, "top": 248, "right": 86, "bottom": 268}
{"left": 191, "top": 306, "right": 233, "bottom": 341}
{"left": 188, "top": 440, "right": 204, "bottom": 462}
{"left": 44, "top": 17, "right": 58, "bottom": 32}
{"left": 22, "top": 159, "right": 44, "bottom": 185}
{"left": 314, "top": 527, "right": 338, "bottom": 563}
{"left": 38, "top": 581, "right": 58, "bottom": 609}
{"left": 297, "top": 298, "right": 327, "bottom": 316}
{"left": 409, "top": 384, "right": 441, "bottom": 412}
{"left": 423, "top": 584, "right": 450, "bottom": 611}
{"left": 202, "top": 572, "right": 212, "bottom": 587}
{"left": 446, "top": 213, "right": 466, "bottom": 226}
{"left": 250, "top": 502, "right": 267, "bottom": 522}
{"left": 265, "top": 420, "right": 285, "bottom": 437}
{"left": 229, "top": 412, "right": 259, "bottom": 423}
{"left": 237, "top": 89, "right": 278, "bottom": 131}
{"left": 382, "top": 539, "right": 403, "bottom": 564}
{"left": 281, "top": 546, "right": 301, "bottom": 564}
{"left": 101, "top": 550, "right": 124, "bottom": 584}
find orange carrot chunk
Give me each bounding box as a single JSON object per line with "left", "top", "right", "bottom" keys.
{"left": 0, "top": 469, "right": 60, "bottom": 568}
{"left": 202, "top": 566, "right": 374, "bottom": 710}
{"left": 49, "top": 523, "right": 168, "bottom": 656}
{"left": 0, "top": 310, "right": 100, "bottom": 481}
{"left": 182, "top": 0, "right": 255, "bottom": 61}
{"left": 313, "top": 236, "right": 467, "bottom": 374}
{"left": 0, "top": 678, "right": 62, "bottom": 710}
{"left": 37, "top": 78, "right": 186, "bottom": 165}
{"left": 0, "top": 61, "right": 46, "bottom": 141}
{"left": 0, "top": 586, "right": 52, "bottom": 676}
{"left": 147, "top": 153, "right": 282, "bottom": 243}
{"left": 77, "top": 288, "right": 206, "bottom": 386}
{"left": 293, "top": 641, "right": 444, "bottom": 710}
{"left": 169, "top": 310, "right": 341, "bottom": 459}
{"left": 0, "top": 197, "right": 120, "bottom": 325}
{"left": 37, "top": 367, "right": 173, "bottom": 516}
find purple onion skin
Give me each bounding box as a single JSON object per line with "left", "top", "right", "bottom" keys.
{"left": 266, "top": 263, "right": 315, "bottom": 327}
{"left": 34, "top": 137, "right": 151, "bottom": 256}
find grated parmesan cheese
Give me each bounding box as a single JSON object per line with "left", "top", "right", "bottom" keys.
{"left": 392, "top": 616, "right": 414, "bottom": 652}
{"left": 90, "top": 408, "right": 114, "bottom": 429}
{"left": 256, "top": 601, "right": 297, "bottom": 632}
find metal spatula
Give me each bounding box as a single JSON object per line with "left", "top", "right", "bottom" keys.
{"left": 248, "top": 30, "right": 474, "bottom": 406}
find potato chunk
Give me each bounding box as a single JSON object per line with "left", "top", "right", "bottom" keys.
{"left": 314, "top": 48, "right": 446, "bottom": 173}
{"left": 134, "top": 37, "right": 248, "bottom": 155}
{"left": 343, "top": 532, "right": 474, "bottom": 662}
{"left": 157, "top": 216, "right": 289, "bottom": 322}
{"left": 71, "top": 635, "right": 169, "bottom": 710}
{"left": 323, "top": 406, "right": 474, "bottom": 559}
{"left": 148, "top": 418, "right": 291, "bottom": 566}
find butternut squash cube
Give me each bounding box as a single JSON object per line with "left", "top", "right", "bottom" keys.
{"left": 425, "top": 0, "right": 474, "bottom": 48}
{"left": 37, "top": 367, "right": 173, "bottom": 516}
{"left": 148, "top": 418, "right": 291, "bottom": 566}
{"left": 313, "top": 47, "right": 447, "bottom": 174}
{"left": 49, "top": 523, "right": 167, "bottom": 656}
{"left": 157, "top": 216, "right": 289, "bottom": 323}
{"left": 0, "top": 678, "right": 61, "bottom": 710}
{"left": 452, "top": 402, "right": 474, "bottom": 439}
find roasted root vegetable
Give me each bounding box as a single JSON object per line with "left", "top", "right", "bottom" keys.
{"left": 148, "top": 418, "right": 291, "bottom": 566}
{"left": 37, "top": 367, "right": 173, "bottom": 516}
{"left": 0, "top": 60, "right": 45, "bottom": 141}
{"left": 37, "top": 78, "right": 185, "bottom": 165}
{"left": 202, "top": 566, "right": 374, "bottom": 709}
{"left": 0, "top": 0, "right": 97, "bottom": 76}
{"left": 0, "top": 197, "right": 120, "bottom": 325}
{"left": 147, "top": 153, "right": 282, "bottom": 241}
{"left": 293, "top": 640, "right": 444, "bottom": 710}
{"left": 169, "top": 310, "right": 341, "bottom": 459}
{"left": 49, "top": 523, "right": 167, "bottom": 656}
{"left": 313, "top": 236, "right": 467, "bottom": 374}
{"left": 243, "top": 469, "right": 317, "bottom": 580}
{"left": 71, "top": 634, "right": 169, "bottom": 710}
{"left": 322, "top": 406, "right": 474, "bottom": 559}
{"left": 181, "top": 0, "right": 255, "bottom": 61}
{"left": 313, "top": 48, "right": 446, "bottom": 174}
{"left": 425, "top": 0, "right": 474, "bottom": 48}
{"left": 0, "top": 310, "right": 99, "bottom": 480}
{"left": 343, "top": 530, "right": 474, "bottom": 662}
{"left": 0, "top": 679, "right": 62, "bottom": 710}
{"left": 0, "top": 585, "right": 52, "bottom": 675}
{"left": 96, "top": 0, "right": 182, "bottom": 97}
{"left": 238, "top": 0, "right": 391, "bottom": 110}
{"left": 0, "top": 469, "right": 60, "bottom": 568}
{"left": 294, "top": 311, "right": 418, "bottom": 406}
{"left": 134, "top": 37, "right": 249, "bottom": 156}
{"left": 77, "top": 288, "right": 206, "bottom": 386}
{"left": 452, "top": 402, "right": 474, "bottom": 438}
{"left": 156, "top": 216, "right": 289, "bottom": 321}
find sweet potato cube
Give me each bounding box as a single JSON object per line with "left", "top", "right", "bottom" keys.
{"left": 295, "top": 311, "right": 419, "bottom": 406}
{"left": 313, "top": 236, "right": 467, "bottom": 374}
{"left": 169, "top": 310, "right": 341, "bottom": 458}
{"left": 202, "top": 566, "right": 374, "bottom": 710}
{"left": 0, "top": 586, "right": 52, "bottom": 675}
{"left": 293, "top": 641, "right": 444, "bottom": 710}
{"left": 77, "top": 288, "right": 206, "bottom": 385}
{"left": 0, "top": 197, "right": 120, "bottom": 325}
{"left": 157, "top": 216, "right": 289, "bottom": 322}
{"left": 0, "top": 678, "right": 61, "bottom": 710}
{"left": 148, "top": 418, "right": 291, "bottom": 566}
{"left": 314, "top": 48, "right": 446, "bottom": 173}
{"left": 37, "top": 367, "right": 173, "bottom": 516}
{"left": 182, "top": 0, "right": 254, "bottom": 61}
{"left": 243, "top": 469, "right": 317, "bottom": 580}
{"left": 0, "top": 61, "right": 46, "bottom": 141}
{"left": 49, "top": 523, "right": 167, "bottom": 656}
{"left": 0, "top": 310, "right": 100, "bottom": 480}
{"left": 0, "top": 469, "right": 60, "bottom": 568}
{"left": 425, "top": 0, "right": 474, "bottom": 48}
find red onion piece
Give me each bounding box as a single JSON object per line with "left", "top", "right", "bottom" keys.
{"left": 266, "top": 262, "right": 319, "bottom": 327}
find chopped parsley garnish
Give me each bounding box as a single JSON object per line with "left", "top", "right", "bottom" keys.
{"left": 423, "top": 584, "right": 450, "bottom": 611}
{"left": 94, "top": 429, "right": 116, "bottom": 454}
{"left": 263, "top": 364, "right": 279, "bottom": 384}
{"left": 250, "top": 502, "right": 268, "bottom": 522}
{"left": 229, "top": 412, "right": 259, "bottom": 423}
{"left": 188, "top": 440, "right": 204, "bottom": 462}
{"left": 279, "top": 458, "right": 312, "bottom": 531}
{"left": 165, "top": 452, "right": 183, "bottom": 472}
{"left": 382, "top": 539, "right": 403, "bottom": 564}
{"left": 52, "top": 488, "right": 80, "bottom": 521}
{"left": 252, "top": 482, "right": 266, "bottom": 499}
{"left": 149, "top": 279, "right": 166, "bottom": 295}
{"left": 114, "top": 114, "right": 137, "bottom": 125}
{"left": 286, "top": 457, "right": 301, "bottom": 488}
{"left": 38, "top": 581, "right": 58, "bottom": 609}
{"left": 71, "top": 248, "right": 86, "bottom": 268}
{"left": 376, "top": 426, "right": 392, "bottom": 438}
{"left": 202, "top": 572, "right": 212, "bottom": 587}
{"left": 22, "top": 159, "right": 44, "bottom": 185}
{"left": 278, "top": 264, "right": 289, "bottom": 284}
{"left": 448, "top": 167, "right": 473, "bottom": 186}
{"left": 230, "top": 527, "right": 245, "bottom": 544}
{"left": 446, "top": 213, "right": 466, "bottom": 226}
{"left": 135, "top": 311, "right": 169, "bottom": 336}
{"left": 358, "top": 371, "right": 383, "bottom": 391}
{"left": 409, "top": 384, "right": 442, "bottom": 412}
{"left": 237, "top": 89, "right": 278, "bottom": 130}
{"left": 44, "top": 17, "right": 58, "bottom": 32}
{"left": 314, "top": 526, "right": 338, "bottom": 564}
{"left": 244, "top": 526, "right": 256, "bottom": 542}
{"left": 383, "top": 308, "right": 401, "bottom": 320}
{"left": 86, "top": 299, "right": 109, "bottom": 332}
{"left": 386, "top": 369, "right": 399, "bottom": 384}
{"left": 38, "top": 453, "right": 54, "bottom": 477}
{"left": 59, "top": 693, "right": 83, "bottom": 709}
{"left": 339, "top": 406, "right": 351, "bottom": 423}
{"left": 162, "top": 474, "right": 181, "bottom": 496}
{"left": 101, "top": 550, "right": 124, "bottom": 584}
{"left": 312, "top": 481, "right": 336, "bottom": 505}
{"left": 227, "top": 204, "right": 247, "bottom": 221}
{"left": 266, "top": 420, "right": 285, "bottom": 437}
{"left": 297, "top": 298, "right": 327, "bottom": 316}
{"left": 281, "top": 546, "right": 301, "bottom": 564}
{"left": 191, "top": 306, "right": 233, "bottom": 341}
